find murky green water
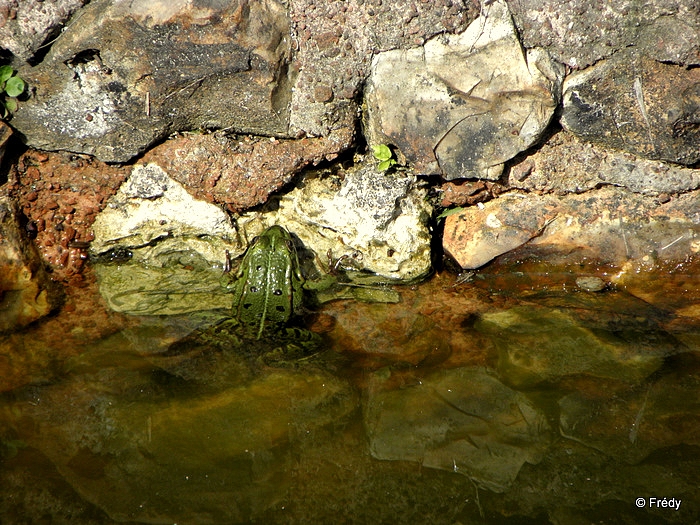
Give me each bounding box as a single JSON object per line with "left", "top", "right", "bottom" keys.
{"left": 1, "top": 264, "right": 698, "bottom": 524}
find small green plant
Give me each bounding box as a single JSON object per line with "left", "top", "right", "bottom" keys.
{"left": 371, "top": 144, "right": 397, "bottom": 171}
{"left": 0, "top": 65, "right": 26, "bottom": 119}
{"left": 436, "top": 206, "right": 464, "bottom": 223}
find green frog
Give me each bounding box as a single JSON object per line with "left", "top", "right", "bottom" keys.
{"left": 164, "top": 225, "right": 400, "bottom": 375}
{"left": 225, "top": 225, "right": 306, "bottom": 339}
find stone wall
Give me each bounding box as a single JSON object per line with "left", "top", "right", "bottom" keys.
{"left": 0, "top": 0, "right": 697, "bottom": 289}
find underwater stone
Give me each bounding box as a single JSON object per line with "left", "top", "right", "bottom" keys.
{"left": 365, "top": 367, "right": 552, "bottom": 492}
{"left": 476, "top": 305, "right": 670, "bottom": 388}
{"left": 16, "top": 366, "right": 355, "bottom": 524}
{"left": 560, "top": 367, "right": 700, "bottom": 464}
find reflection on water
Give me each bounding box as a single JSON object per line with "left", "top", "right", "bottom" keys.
{"left": 0, "top": 265, "right": 699, "bottom": 524}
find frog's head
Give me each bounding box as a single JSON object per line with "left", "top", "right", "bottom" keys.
{"left": 254, "top": 224, "right": 294, "bottom": 251}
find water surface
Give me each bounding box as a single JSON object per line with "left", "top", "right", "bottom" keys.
{"left": 1, "top": 263, "right": 698, "bottom": 524}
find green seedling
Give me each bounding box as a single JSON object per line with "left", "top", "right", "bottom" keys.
{"left": 371, "top": 144, "right": 397, "bottom": 171}
{"left": 0, "top": 65, "right": 26, "bottom": 119}
{"left": 436, "top": 207, "right": 464, "bottom": 223}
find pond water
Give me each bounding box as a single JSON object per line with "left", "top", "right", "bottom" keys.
{"left": 1, "top": 260, "right": 698, "bottom": 524}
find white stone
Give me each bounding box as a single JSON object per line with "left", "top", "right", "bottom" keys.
{"left": 365, "top": 0, "right": 564, "bottom": 180}
{"left": 91, "top": 163, "right": 241, "bottom": 265}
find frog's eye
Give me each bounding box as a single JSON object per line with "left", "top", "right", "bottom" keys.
{"left": 285, "top": 239, "right": 294, "bottom": 251}
{"left": 249, "top": 286, "right": 258, "bottom": 293}
{"left": 273, "top": 289, "right": 283, "bottom": 296}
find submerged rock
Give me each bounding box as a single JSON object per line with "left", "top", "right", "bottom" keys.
{"left": 365, "top": 367, "right": 552, "bottom": 492}
{"left": 365, "top": 0, "right": 563, "bottom": 180}
{"left": 561, "top": 50, "right": 700, "bottom": 165}
{"left": 476, "top": 304, "right": 675, "bottom": 388}
{"left": 0, "top": 195, "right": 61, "bottom": 332}
{"left": 559, "top": 358, "right": 700, "bottom": 464}
{"left": 12, "top": 364, "right": 355, "bottom": 524}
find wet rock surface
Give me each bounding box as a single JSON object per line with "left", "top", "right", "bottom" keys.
{"left": 477, "top": 303, "right": 673, "bottom": 388}
{"left": 90, "top": 163, "right": 241, "bottom": 315}
{"left": 365, "top": 367, "right": 552, "bottom": 492}
{"left": 559, "top": 360, "right": 700, "bottom": 464}
{"left": 0, "top": 195, "right": 61, "bottom": 332}
{"left": 443, "top": 186, "right": 700, "bottom": 270}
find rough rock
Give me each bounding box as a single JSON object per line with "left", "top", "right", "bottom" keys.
{"left": 443, "top": 192, "right": 559, "bottom": 269}
{"left": 561, "top": 50, "right": 700, "bottom": 165}
{"left": 0, "top": 0, "right": 87, "bottom": 63}
{"left": 91, "top": 163, "right": 240, "bottom": 260}
{"left": 140, "top": 130, "right": 353, "bottom": 212}
{"left": 508, "top": 0, "right": 700, "bottom": 69}
{"left": 365, "top": 367, "right": 552, "bottom": 492}
{"left": 0, "top": 195, "right": 61, "bottom": 332}
{"left": 0, "top": 121, "right": 12, "bottom": 166}
{"left": 11, "top": 0, "right": 293, "bottom": 162}
{"left": 90, "top": 163, "right": 241, "bottom": 315}
{"left": 288, "top": 0, "right": 475, "bottom": 138}
{"left": 507, "top": 131, "right": 700, "bottom": 197}
{"left": 476, "top": 305, "right": 672, "bottom": 388}
{"left": 7, "top": 149, "right": 128, "bottom": 282}
{"left": 264, "top": 161, "right": 432, "bottom": 281}
{"left": 91, "top": 157, "right": 431, "bottom": 315}
{"left": 365, "top": 0, "right": 563, "bottom": 180}
{"left": 444, "top": 187, "right": 700, "bottom": 269}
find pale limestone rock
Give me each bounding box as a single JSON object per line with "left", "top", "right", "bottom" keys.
{"left": 364, "top": 0, "right": 563, "bottom": 180}
{"left": 443, "top": 193, "right": 558, "bottom": 269}
{"left": 251, "top": 162, "right": 433, "bottom": 282}
{"left": 91, "top": 164, "right": 240, "bottom": 262}
{"left": 91, "top": 163, "right": 240, "bottom": 314}
{"left": 443, "top": 187, "right": 700, "bottom": 270}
